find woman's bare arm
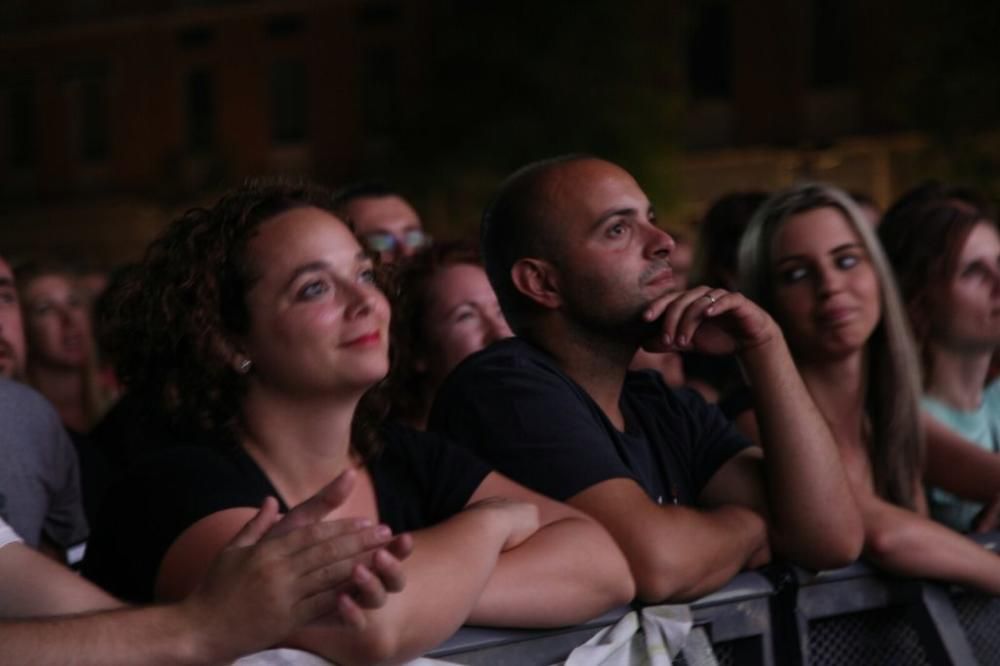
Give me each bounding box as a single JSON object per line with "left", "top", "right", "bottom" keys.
{"left": 923, "top": 413, "right": 1000, "bottom": 503}
{"left": 157, "top": 471, "right": 632, "bottom": 665}
{"left": 156, "top": 498, "right": 533, "bottom": 665}
{"left": 857, "top": 486, "right": 1000, "bottom": 595}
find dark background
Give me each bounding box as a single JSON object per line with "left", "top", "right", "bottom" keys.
{"left": 2, "top": 0, "right": 1000, "bottom": 265}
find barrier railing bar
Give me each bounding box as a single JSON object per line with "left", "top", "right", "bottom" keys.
{"left": 911, "top": 584, "right": 979, "bottom": 666}
{"left": 427, "top": 532, "right": 1000, "bottom": 665}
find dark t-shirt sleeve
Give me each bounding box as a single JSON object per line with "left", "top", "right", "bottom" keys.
{"left": 83, "top": 446, "right": 273, "bottom": 603}
{"left": 718, "top": 383, "right": 754, "bottom": 422}
{"left": 374, "top": 424, "right": 491, "bottom": 532}
{"left": 669, "top": 383, "right": 754, "bottom": 497}
{"left": 429, "top": 349, "right": 634, "bottom": 502}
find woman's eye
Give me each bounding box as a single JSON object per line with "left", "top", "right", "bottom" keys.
{"left": 358, "top": 269, "right": 377, "bottom": 284}
{"left": 298, "top": 280, "right": 330, "bottom": 300}
{"left": 836, "top": 254, "right": 859, "bottom": 270}
{"left": 779, "top": 267, "right": 809, "bottom": 284}
{"left": 962, "top": 262, "right": 988, "bottom": 279}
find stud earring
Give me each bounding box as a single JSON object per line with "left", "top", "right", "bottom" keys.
{"left": 238, "top": 359, "right": 253, "bottom": 374}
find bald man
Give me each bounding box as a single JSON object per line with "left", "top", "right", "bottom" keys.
{"left": 430, "top": 156, "right": 863, "bottom": 601}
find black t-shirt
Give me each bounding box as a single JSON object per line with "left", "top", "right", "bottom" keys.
{"left": 66, "top": 428, "right": 112, "bottom": 530}
{"left": 428, "top": 338, "right": 751, "bottom": 506}
{"left": 681, "top": 352, "right": 744, "bottom": 398}
{"left": 83, "top": 422, "right": 491, "bottom": 603}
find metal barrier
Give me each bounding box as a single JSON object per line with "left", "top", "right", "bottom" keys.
{"left": 427, "top": 571, "right": 777, "bottom": 665}
{"left": 427, "top": 533, "right": 1000, "bottom": 665}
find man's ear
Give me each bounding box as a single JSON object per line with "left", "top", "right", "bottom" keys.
{"left": 510, "top": 258, "right": 561, "bottom": 309}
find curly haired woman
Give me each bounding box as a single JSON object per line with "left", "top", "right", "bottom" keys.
{"left": 82, "top": 178, "right": 633, "bottom": 665}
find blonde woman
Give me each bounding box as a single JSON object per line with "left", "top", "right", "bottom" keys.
{"left": 17, "top": 262, "right": 116, "bottom": 433}
{"left": 738, "top": 182, "right": 1000, "bottom": 593}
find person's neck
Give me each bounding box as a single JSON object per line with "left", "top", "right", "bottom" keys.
{"left": 28, "top": 363, "right": 87, "bottom": 431}
{"left": 530, "top": 321, "right": 633, "bottom": 431}
{"left": 239, "top": 385, "right": 360, "bottom": 506}
{"left": 925, "top": 343, "right": 993, "bottom": 411}
{"left": 798, "top": 351, "right": 868, "bottom": 449}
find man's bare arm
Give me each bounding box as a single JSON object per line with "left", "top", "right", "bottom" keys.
{"left": 646, "top": 287, "right": 864, "bottom": 569}
{"left": 569, "top": 478, "right": 769, "bottom": 602}
{"left": 0, "top": 541, "right": 121, "bottom": 619}
{"left": 1, "top": 602, "right": 228, "bottom": 666}
{"left": 736, "top": 331, "right": 864, "bottom": 568}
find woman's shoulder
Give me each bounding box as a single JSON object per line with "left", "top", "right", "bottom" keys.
{"left": 103, "top": 443, "right": 276, "bottom": 520}
{"left": 83, "top": 444, "right": 254, "bottom": 602}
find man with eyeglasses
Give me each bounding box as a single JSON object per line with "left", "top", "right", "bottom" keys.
{"left": 332, "top": 182, "right": 432, "bottom": 263}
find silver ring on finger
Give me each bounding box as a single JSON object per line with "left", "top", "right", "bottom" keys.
{"left": 703, "top": 293, "right": 717, "bottom": 305}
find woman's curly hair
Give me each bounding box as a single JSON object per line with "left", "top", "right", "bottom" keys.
{"left": 384, "top": 240, "right": 481, "bottom": 425}
{"left": 102, "top": 177, "right": 387, "bottom": 456}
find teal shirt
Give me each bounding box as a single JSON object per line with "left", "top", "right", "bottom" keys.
{"left": 923, "top": 379, "right": 1000, "bottom": 532}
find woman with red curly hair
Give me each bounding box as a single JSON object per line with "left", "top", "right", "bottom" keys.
{"left": 387, "top": 241, "right": 512, "bottom": 428}
{"left": 82, "top": 179, "right": 633, "bottom": 664}
{"left": 880, "top": 185, "right": 1000, "bottom": 533}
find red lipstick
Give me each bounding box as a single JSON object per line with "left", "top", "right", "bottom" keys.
{"left": 342, "top": 330, "right": 382, "bottom": 347}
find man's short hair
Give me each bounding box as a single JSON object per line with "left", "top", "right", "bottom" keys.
{"left": 480, "top": 154, "right": 593, "bottom": 333}
{"left": 330, "top": 181, "right": 401, "bottom": 215}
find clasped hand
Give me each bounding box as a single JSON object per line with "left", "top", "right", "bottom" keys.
{"left": 188, "top": 467, "right": 413, "bottom": 655}
{"left": 641, "top": 286, "right": 775, "bottom": 356}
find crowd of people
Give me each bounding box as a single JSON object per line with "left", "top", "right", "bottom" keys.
{"left": 2, "top": 155, "right": 1000, "bottom": 664}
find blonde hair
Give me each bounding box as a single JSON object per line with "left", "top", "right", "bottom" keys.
{"left": 738, "top": 182, "right": 924, "bottom": 509}
{"left": 17, "top": 262, "right": 116, "bottom": 431}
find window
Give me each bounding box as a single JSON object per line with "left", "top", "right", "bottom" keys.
{"left": 177, "top": 26, "right": 215, "bottom": 49}
{"left": 361, "top": 47, "right": 398, "bottom": 132}
{"left": 357, "top": 1, "right": 401, "bottom": 28}
{"left": 67, "top": 68, "right": 109, "bottom": 162}
{"left": 186, "top": 67, "right": 215, "bottom": 151}
{"left": 687, "top": 1, "right": 732, "bottom": 99}
{"left": 266, "top": 14, "right": 304, "bottom": 39}
{"left": 270, "top": 59, "right": 307, "bottom": 144}
{"left": 4, "top": 77, "right": 36, "bottom": 168}
{"left": 811, "top": 0, "right": 854, "bottom": 88}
